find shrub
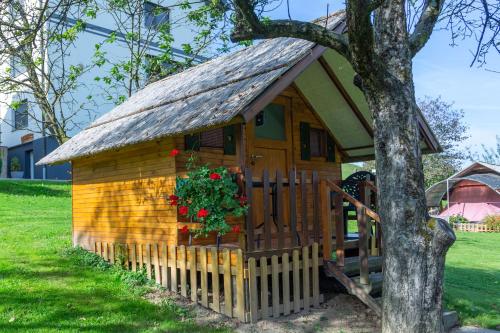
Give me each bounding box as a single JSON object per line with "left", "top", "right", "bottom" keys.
{"left": 482, "top": 215, "right": 500, "bottom": 230}
{"left": 10, "top": 156, "right": 21, "bottom": 171}
{"left": 449, "top": 214, "right": 469, "bottom": 224}
{"left": 168, "top": 151, "right": 248, "bottom": 238}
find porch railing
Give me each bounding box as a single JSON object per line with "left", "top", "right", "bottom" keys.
{"left": 242, "top": 168, "right": 322, "bottom": 256}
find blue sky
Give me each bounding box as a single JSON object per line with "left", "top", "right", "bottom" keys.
{"left": 268, "top": 1, "right": 500, "bottom": 160}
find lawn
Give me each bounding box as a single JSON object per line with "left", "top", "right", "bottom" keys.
{"left": 0, "top": 180, "right": 226, "bottom": 333}
{"left": 0, "top": 180, "right": 498, "bottom": 331}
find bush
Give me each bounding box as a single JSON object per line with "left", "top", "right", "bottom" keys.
{"left": 10, "top": 157, "right": 21, "bottom": 171}
{"left": 449, "top": 214, "right": 469, "bottom": 224}
{"left": 482, "top": 215, "right": 500, "bottom": 230}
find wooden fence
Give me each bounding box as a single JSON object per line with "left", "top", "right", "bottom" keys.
{"left": 453, "top": 223, "right": 499, "bottom": 232}
{"left": 92, "top": 241, "right": 322, "bottom": 323}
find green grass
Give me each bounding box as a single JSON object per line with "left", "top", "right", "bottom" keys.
{"left": 0, "top": 180, "right": 226, "bottom": 333}
{"left": 341, "top": 163, "right": 363, "bottom": 180}
{"left": 444, "top": 232, "right": 500, "bottom": 329}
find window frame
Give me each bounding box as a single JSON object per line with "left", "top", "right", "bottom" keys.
{"left": 13, "top": 100, "right": 29, "bottom": 131}
{"left": 144, "top": 1, "right": 170, "bottom": 31}
{"left": 309, "top": 127, "right": 327, "bottom": 158}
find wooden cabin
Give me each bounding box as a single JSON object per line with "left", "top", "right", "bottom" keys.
{"left": 39, "top": 12, "right": 440, "bottom": 322}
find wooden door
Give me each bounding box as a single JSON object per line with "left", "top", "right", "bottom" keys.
{"left": 247, "top": 97, "right": 293, "bottom": 248}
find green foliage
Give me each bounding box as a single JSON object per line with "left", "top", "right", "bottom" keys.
{"left": 449, "top": 214, "right": 469, "bottom": 224}
{"left": 172, "top": 152, "right": 247, "bottom": 237}
{"left": 482, "top": 215, "right": 500, "bottom": 230}
{"left": 10, "top": 157, "right": 21, "bottom": 172}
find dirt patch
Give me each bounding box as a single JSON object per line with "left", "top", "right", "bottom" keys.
{"left": 145, "top": 289, "right": 380, "bottom": 332}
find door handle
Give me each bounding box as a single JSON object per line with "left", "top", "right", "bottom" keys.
{"left": 250, "top": 154, "right": 264, "bottom": 159}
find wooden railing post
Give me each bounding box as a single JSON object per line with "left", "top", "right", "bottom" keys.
{"left": 357, "top": 206, "right": 370, "bottom": 287}
{"left": 320, "top": 180, "right": 332, "bottom": 261}
{"left": 333, "top": 182, "right": 345, "bottom": 267}
{"left": 244, "top": 168, "right": 255, "bottom": 252}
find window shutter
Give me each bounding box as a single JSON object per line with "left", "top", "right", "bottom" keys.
{"left": 300, "top": 122, "right": 310, "bottom": 161}
{"left": 184, "top": 133, "right": 200, "bottom": 151}
{"left": 326, "top": 134, "right": 336, "bottom": 162}
{"left": 223, "top": 125, "right": 236, "bottom": 155}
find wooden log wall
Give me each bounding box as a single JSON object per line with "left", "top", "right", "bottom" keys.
{"left": 92, "top": 241, "right": 322, "bottom": 323}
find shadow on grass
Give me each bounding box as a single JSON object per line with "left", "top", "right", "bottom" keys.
{"left": 444, "top": 265, "right": 499, "bottom": 329}
{"left": 0, "top": 181, "right": 70, "bottom": 198}
{"left": 0, "top": 253, "right": 225, "bottom": 333}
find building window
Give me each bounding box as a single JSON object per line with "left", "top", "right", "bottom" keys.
{"left": 310, "top": 128, "right": 326, "bottom": 157}
{"left": 10, "top": 54, "right": 26, "bottom": 78}
{"left": 13, "top": 100, "right": 28, "bottom": 130}
{"left": 254, "top": 103, "right": 286, "bottom": 141}
{"left": 144, "top": 1, "right": 170, "bottom": 30}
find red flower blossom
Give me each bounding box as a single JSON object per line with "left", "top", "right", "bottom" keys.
{"left": 232, "top": 225, "right": 241, "bottom": 233}
{"left": 179, "top": 205, "right": 189, "bottom": 215}
{"left": 238, "top": 195, "right": 247, "bottom": 206}
{"left": 169, "top": 149, "right": 180, "bottom": 157}
{"left": 168, "top": 194, "right": 179, "bottom": 206}
{"left": 197, "top": 208, "right": 209, "bottom": 218}
{"left": 209, "top": 172, "right": 221, "bottom": 180}
{"left": 180, "top": 225, "right": 189, "bottom": 234}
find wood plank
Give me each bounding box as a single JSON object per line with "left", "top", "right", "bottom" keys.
{"left": 180, "top": 245, "right": 187, "bottom": 297}
{"left": 289, "top": 170, "right": 298, "bottom": 247}
{"left": 131, "top": 243, "right": 137, "bottom": 272}
{"left": 190, "top": 246, "right": 198, "bottom": 303}
{"left": 263, "top": 169, "right": 271, "bottom": 250}
{"left": 211, "top": 247, "right": 220, "bottom": 312}
{"left": 271, "top": 255, "right": 280, "bottom": 318}
{"left": 312, "top": 243, "right": 320, "bottom": 307}
{"left": 260, "top": 256, "right": 269, "bottom": 319}
{"left": 282, "top": 253, "right": 290, "bottom": 315}
{"left": 123, "top": 244, "right": 129, "bottom": 269}
{"left": 236, "top": 249, "right": 245, "bottom": 321}
{"left": 103, "top": 242, "right": 109, "bottom": 261}
{"left": 110, "top": 243, "right": 115, "bottom": 265}
{"left": 312, "top": 171, "right": 320, "bottom": 243}
{"left": 170, "top": 246, "right": 177, "bottom": 292}
{"left": 146, "top": 244, "right": 152, "bottom": 279}
{"left": 248, "top": 257, "right": 259, "bottom": 323}
{"left": 320, "top": 180, "right": 333, "bottom": 260}
{"left": 139, "top": 244, "right": 144, "bottom": 271}
{"left": 302, "top": 246, "right": 310, "bottom": 312}
{"left": 201, "top": 247, "right": 208, "bottom": 307}
{"left": 301, "top": 171, "right": 308, "bottom": 246}
{"left": 161, "top": 242, "right": 169, "bottom": 288}
{"left": 245, "top": 168, "right": 255, "bottom": 251}
{"left": 292, "top": 249, "right": 301, "bottom": 313}
{"left": 334, "top": 187, "right": 345, "bottom": 267}
{"left": 357, "top": 206, "right": 370, "bottom": 286}
{"left": 223, "top": 249, "right": 232, "bottom": 317}
{"left": 153, "top": 243, "right": 161, "bottom": 284}
{"left": 276, "top": 170, "right": 284, "bottom": 249}
{"left": 97, "top": 242, "right": 102, "bottom": 258}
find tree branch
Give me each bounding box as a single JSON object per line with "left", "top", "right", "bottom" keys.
{"left": 230, "top": 0, "right": 350, "bottom": 60}
{"left": 409, "top": 0, "right": 445, "bottom": 57}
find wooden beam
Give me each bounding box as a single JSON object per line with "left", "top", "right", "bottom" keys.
{"left": 317, "top": 56, "right": 374, "bottom": 138}
{"left": 241, "top": 45, "right": 327, "bottom": 122}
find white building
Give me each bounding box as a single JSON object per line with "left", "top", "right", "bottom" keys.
{"left": 0, "top": 0, "right": 205, "bottom": 179}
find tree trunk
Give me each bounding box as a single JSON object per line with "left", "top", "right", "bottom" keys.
{"left": 363, "top": 78, "right": 456, "bottom": 332}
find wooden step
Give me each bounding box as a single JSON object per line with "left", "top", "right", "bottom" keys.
{"left": 326, "top": 256, "right": 383, "bottom": 277}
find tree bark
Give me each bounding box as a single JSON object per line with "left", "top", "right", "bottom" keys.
{"left": 362, "top": 72, "right": 456, "bottom": 333}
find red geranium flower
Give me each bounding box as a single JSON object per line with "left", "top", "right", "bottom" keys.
{"left": 168, "top": 194, "right": 179, "bottom": 206}
{"left": 238, "top": 195, "right": 247, "bottom": 206}
{"left": 209, "top": 172, "right": 221, "bottom": 180}
{"left": 180, "top": 225, "right": 189, "bottom": 234}
{"left": 169, "top": 149, "right": 180, "bottom": 157}
{"left": 197, "top": 208, "right": 209, "bottom": 218}
{"left": 232, "top": 225, "right": 241, "bottom": 233}
{"left": 179, "top": 205, "right": 189, "bottom": 215}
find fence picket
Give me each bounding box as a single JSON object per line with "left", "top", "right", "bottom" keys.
{"left": 248, "top": 257, "right": 258, "bottom": 322}
{"left": 282, "top": 252, "right": 290, "bottom": 315}
{"left": 301, "top": 170, "right": 308, "bottom": 247}
{"left": 302, "top": 246, "right": 310, "bottom": 312}
{"left": 161, "top": 242, "right": 168, "bottom": 288}
{"left": 292, "top": 249, "right": 301, "bottom": 313}
{"left": 145, "top": 244, "right": 152, "bottom": 279}
{"left": 211, "top": 247, "right": 220, "bottom": 312}
{"left": 236, "top": 249, "right": 245, "bottom": 321}
{"left": 131, "top": 243, "right": 137, "bottom": 272}
{"left": 170, "top": 246, "right": 177, "bottom": 292}
{"left": 260, "top": 256, "right": 269, "bottom": 319}
{"left": 180, "top": 245, "right": 187, "bottom": 297}
{"left": 189, "top": 246, "right": 197, "bottom": 303}
{"left": 201, "top": 247, "right": 208, "bottom": 307}
{"left": 223, "top": 249, "right": 232, "bottom": 317}
{"left": 153, "top": 244, "right": 161, "bottom": 284}
{"left": 312, "top": 243, "right": 319, "bottom": 307}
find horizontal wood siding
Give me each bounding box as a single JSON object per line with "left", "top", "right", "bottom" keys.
{"left": 72, "top": 139, "right": 178, "bottom": 249}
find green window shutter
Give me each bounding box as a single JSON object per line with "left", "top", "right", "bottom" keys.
{"left": 184, "top": 133, "right": 200, "bottom": 151}
{"left": 300, "top": 122, "right": 311, "bottom": 161}
{"left": 326, "top": 134, "right": 336, "bottom": 162}
{"left": 223, "top": 125, "right": 236, "bottom": 155}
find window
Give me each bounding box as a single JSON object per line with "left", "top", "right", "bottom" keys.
{"left": 254, "top": 103, "right": 286, "bottom": 140}
{"left": 144, "top": 1, "right": 170, "bottom": 30}
{"left": 310, "top": 128, "right": 326, "bottom": 157}
{"left": 184, "top": 126, "right": 236, "bottom": 155}
{"left": 10, "top": 54, "right": 26, "bottom": 77}
{"left": 13, "top": 100, "right": 28, "bottom": 130}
